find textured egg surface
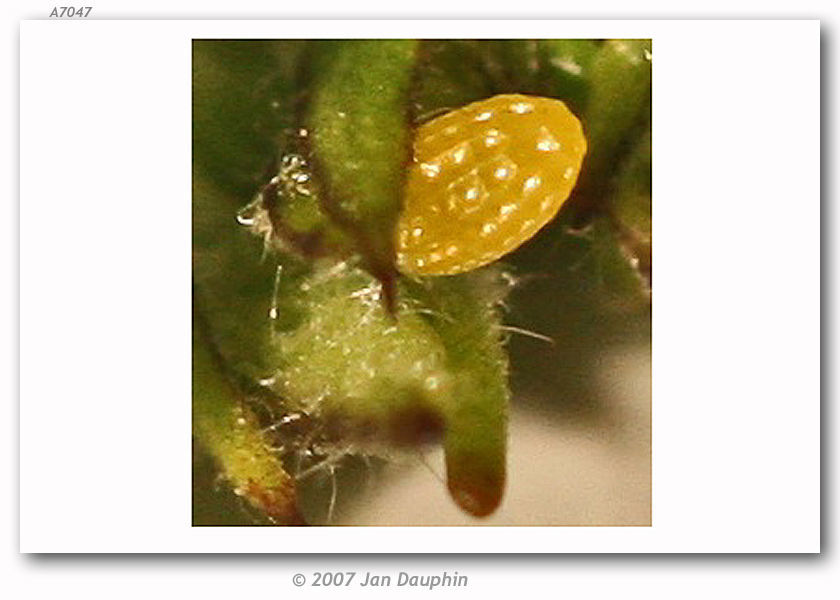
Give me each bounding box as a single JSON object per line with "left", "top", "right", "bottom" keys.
{"left": 396, "top": 94, "right": 587, "bottom": 276}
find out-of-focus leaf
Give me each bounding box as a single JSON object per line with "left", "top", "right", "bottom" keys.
{"left": 192, "top": 40, "right": 304, "bottom": 195}
{"left": 586, "top": 218, "right": 649, "bottom": 307}
{"left": 537, "top": 39, "right": 600, "bottom": 116}
{"left": 580, "top": 39, "right": 652, "bottom": 204}
{"left": 481, "top": 39, "right": 542, "bottom": 94}
{"left": 193, "top": 169, "right": 286, "bottom": 381}
{"left": 613, "top": 126, "right": 652, "bottom": 239}
{"left": 611, "top": 126, "right": 652, "bottom": 280}
{"left": 412, "top": 40, "right": 495, "bottom": 120}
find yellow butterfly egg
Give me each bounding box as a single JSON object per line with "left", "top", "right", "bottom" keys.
{"left": 396, "top": 94, "right": 587, "bottom": 276}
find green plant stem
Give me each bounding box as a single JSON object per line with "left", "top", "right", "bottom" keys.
{"left": 193, "top": 314, "right": 304, "bottom": 525}
{"left": 307, "top": 40, "right": 420, "bottom": 301}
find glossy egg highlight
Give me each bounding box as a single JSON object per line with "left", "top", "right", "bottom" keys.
{"left": 396, "top": 94, "right": 587, "bottom": 276}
